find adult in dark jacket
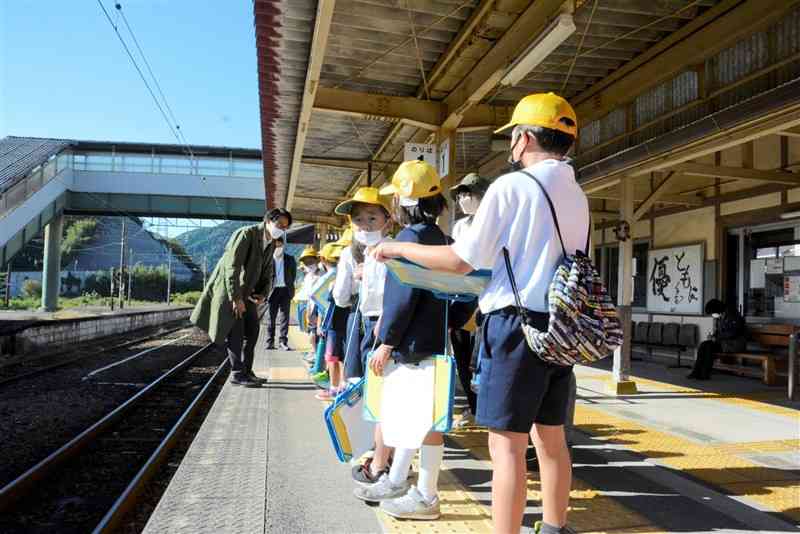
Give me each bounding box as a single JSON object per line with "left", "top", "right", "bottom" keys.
{"left": 190, "top": 208, "right": 292, "bottom": 387}
{"left": 264, "top": 237, "right": 297, "bottom": 351}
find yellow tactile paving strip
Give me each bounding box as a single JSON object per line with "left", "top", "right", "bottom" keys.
{"left": 266, "top": 366, "right": 309, "bottom": 381}
{"left": 575, "top": 370, "right": 799, "bottom": 419}
{"left": 575, "top": 404, "right": 800, "bottom": 522}
{"left": 371, "top": 422, "right": 663, "bottom": 534}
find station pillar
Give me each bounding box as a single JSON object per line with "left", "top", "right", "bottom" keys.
{"left": 40, "top": 213, "right": 64, "bottom": 312}
{"left": 436, "top": 129, "right": 458, "bottom": 235}
{"left": 610, "top": 177, "right": 638, "bottom": 395}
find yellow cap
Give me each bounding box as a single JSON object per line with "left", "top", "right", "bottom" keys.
{"left": 379, "top": 160, "right": 442, "bottom": 200}
{"left": 299, "top": 246, "right": 318, "bottom": 261}
{"left": 335, "top": 187, "right": 391, "bottom": 216}
{"left": 494, "top": 92, "right": 577, "bottom": 137}
{"left": 320, "top": 243, "right": 343, "bottom": 262}
{"left": 335, "top": 228, "right": 353, "bottom": 247}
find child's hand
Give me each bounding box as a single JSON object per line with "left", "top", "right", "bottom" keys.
{"left": 369, "top": 344, "right": 392, "bottom": 376}
{"left": 371, "top": 242, "right": 401, "bottom": 263}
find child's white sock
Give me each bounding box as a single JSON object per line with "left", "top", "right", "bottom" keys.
{"left": 388, "top": 447, "right": 415, "bottom": 487}
{"left": 417, "top": 444, "right": 444, "bottom": 503}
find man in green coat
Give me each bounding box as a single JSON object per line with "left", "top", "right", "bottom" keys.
{"left": 191, "top": 208, "right": 293, "bottom": 387}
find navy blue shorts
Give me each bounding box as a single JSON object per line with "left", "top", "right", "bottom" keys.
{"left": 476, "top": 309, "right": 573, "bottom": 433}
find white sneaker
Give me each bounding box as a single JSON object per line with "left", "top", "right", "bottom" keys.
{"left": 353, "top": 473, "right": 409, "bottom": 502}
{"left": 454, "top": 413, "right": 475, "bottom": 429}
{"left": 380, "top": 485, "right": 441, "bottom": 520}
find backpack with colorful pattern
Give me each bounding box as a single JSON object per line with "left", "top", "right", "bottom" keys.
{"left": 502, "top": 171, "right": 622, "bottom": 366}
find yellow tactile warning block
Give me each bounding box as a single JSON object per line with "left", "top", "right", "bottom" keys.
{"left": 288, "top": 325, "right": 312, "bottom": 351}
{"left": 575, "top": 404, "right": 800, "bottom": 522}
{"left": 575, "top": 370, "right": 799, "bottom": 419}
{"left": 442, "top": 427, "right": 662, "bottom": 534}
{"left": 266, "top": 366, "right": 310, "bottom": 381}
{"left": 376, "top": 468, "right": 494, "bottom": 534}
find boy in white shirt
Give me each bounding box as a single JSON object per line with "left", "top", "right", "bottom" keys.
{"left": 372, "top": 93, "right": 588, "bottom": 534}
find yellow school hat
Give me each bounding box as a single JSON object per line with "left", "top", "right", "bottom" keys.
{"left": 335, "top": 227, "right": 353, "bottom": 247}
{"left": 494, "top": 92, "right": 577, "bottom": 137}
{"left": 379, "top": 160, "right": 442, "bottom": 201}
{"left": 335, "top": 187, "right": 391, "bottom": 216}
{"left": 299, "top": 246, "right": 318, "bottom": 261}
{"left": 320, "top": 243, "right": 343, "bottom": 262}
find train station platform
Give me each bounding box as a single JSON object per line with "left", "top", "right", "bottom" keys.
{"left": 144, "top": 330, "right": 799, "bottom": 534}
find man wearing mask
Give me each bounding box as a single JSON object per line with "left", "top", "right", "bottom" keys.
{"left": 264, "top": 236, "right": 297, "bottom": 351}
{"left": 191, "top": 208, "right": 292, "bottom": 387}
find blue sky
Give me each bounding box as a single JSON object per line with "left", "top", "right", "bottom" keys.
{"left": 1, "top": 0, "right": 262, "bottom": 149}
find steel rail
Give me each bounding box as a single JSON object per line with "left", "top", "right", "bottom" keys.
{"left": 0, "top": 324, "right": 188, "bottom": 388}
{"left": 92, "top": 356, "right": 230, "bottom": 533}
{"left": 0, "top": 342, "right": 213, "bottom": 511}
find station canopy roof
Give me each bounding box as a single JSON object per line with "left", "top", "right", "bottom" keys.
{"left": 254, "top": 0, "right": 800, "bottom": 225}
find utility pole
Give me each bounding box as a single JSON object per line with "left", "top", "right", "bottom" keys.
{"left": 202, "top": 254, "right": 207, "bottom": 289}
{"left": 166, "top": 248, "right": 172, "bottom": 305}
{"left": 109, "top": 267, "right": 115, "bottom": 311}
{"left": 127, "top": 248, "right": 133, "bottom": 304}
{"left": 118, "top": 218, "right": 127, "bottom": 310}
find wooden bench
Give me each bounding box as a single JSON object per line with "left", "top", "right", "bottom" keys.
{"left": 713, "top": 323, "right": 796, "bottom": 386}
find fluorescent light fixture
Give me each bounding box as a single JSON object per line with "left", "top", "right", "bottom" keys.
{"left": 499, "top": 14, "right": 576, "bottom": 87}
{"left": 780, "top": 211, "right": 800, "bottom": 219}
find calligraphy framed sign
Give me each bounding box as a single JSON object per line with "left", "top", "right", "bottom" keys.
{"left": 646, "top": 242, "right": 705, "bottom": 315}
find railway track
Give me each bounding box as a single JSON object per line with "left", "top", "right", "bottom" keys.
{"left": 0, "top": 323, "right": 188, "bottom": 387}
{"left": 0, "top": 342, "right": 228, "bottom": 533}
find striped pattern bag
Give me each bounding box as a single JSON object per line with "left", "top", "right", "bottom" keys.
{"left": 502, "top": 171, "right": 622, "bottom": 366}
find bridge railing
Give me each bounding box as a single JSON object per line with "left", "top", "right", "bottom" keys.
{"left": 71, "top": 152, "right": 263, "bottom": 179}
{"left": 0, "top": 152, "right": 72, "bottom": 221}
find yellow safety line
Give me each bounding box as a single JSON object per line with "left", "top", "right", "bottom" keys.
{"left": 574, "top": 369, "right": 799, "bottom": 418}
{"left": 575, "top": 404, "right": 800, "bottom": 522}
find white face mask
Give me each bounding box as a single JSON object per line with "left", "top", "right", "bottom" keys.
{"left": 268, "top": 223, "right": 285, "bottom": 239}
{"left": 458, "top": 196, "right": 480, "bottom": 215}
{"left": 354, "top": 229, "right": 383, "bottom": 246}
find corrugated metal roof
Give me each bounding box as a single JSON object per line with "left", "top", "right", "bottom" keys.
{"left": 0, "top": 136, "right": 71, "bottom": 194}
{"left": 486, "top": 0, "right": 719, "bottom": 105}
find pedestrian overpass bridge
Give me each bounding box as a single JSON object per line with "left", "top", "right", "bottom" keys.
{"left": 0, "top": 136, "right": 268, "bottom": 308}
{"left": 0, "top": 136, "right": 266, "bottom": 265}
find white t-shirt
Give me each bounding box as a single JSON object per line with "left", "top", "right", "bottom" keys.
{"left": 332, "top": 247, "right": 358, "bottom": 308}
{"left": 452, "top": 159, "right": 589, "bottom": 314}
{"left": 360, "top": 236, "right": 392, "bottom": 318}
{"left": 296, "top": 268, "right": 320, "bottom": 301}
{"left": 451, "top": 216, "right": 473, "bottom": 242}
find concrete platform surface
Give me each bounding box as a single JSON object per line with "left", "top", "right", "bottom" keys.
{"left": 144, "top": 328, "right": 799, "bottom": 534}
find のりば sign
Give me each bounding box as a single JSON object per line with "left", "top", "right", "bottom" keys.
{"left": 404, "top": 143, "right": 437, "bottom": 168}
{"left": 646, "top": 243, "right": 704, "bottom": 315}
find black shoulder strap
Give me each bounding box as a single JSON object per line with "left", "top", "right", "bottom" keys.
{"left": 519, "top": 170, "right": 591, "bottom": 255}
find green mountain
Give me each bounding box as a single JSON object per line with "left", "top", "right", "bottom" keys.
{"left": 175, "top": 220, "right": 251, "bottom": 271}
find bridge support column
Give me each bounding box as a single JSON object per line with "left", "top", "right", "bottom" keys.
{"left": 610, "top": 178, "right": 638, "bottom": 396}
{"left": 40, "top": 213, "right": 64, "bottom": 312}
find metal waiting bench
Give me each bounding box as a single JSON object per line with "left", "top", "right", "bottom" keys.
{"left": 632, "top": 321, "right": 699, "bottom": 368}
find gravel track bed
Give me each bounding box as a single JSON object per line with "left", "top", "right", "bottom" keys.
{"left": 0, "top": 343, "right": 227, "bottom": 534}
{"left": 0, "top": 322, "right": 188, "bottom": 381}
{"left": 0, "top": 327, "right": 210, "bottom": 488}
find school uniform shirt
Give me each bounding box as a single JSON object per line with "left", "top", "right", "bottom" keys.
{"left": 274, "top": 254, "right": 286, "bottom": 288}
{"left": 451, "top": 215, "right": 473, "bottom": 242}
{"left": 359, "top": 237, "right": 392, "bottom": 318}
{"left": 379, "top": 223, "right": 448, "bottom": 363}
{"left": 452, "top": 159, "right": 589, "bottom": 314}
{"left": 296, "top": 269, "right": 320, "bottom": 301}
{"left": 332, "top": 247, "right": 358, "bottom": 308}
